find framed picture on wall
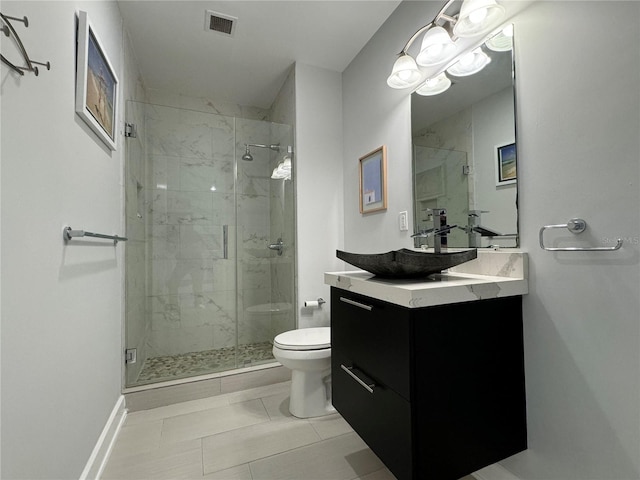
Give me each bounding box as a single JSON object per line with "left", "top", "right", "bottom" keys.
{"left": 75, "top": 10, "right": 119, "bottom": 151}
{"left": 495, "top": 142, "right": 517, "bottom": 186}
{"left": 359, "top": 145, "right": 388, "bottom": 214}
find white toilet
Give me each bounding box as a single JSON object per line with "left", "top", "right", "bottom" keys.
{"left": 272, "top": 327, "right": 336, "bottom": 418}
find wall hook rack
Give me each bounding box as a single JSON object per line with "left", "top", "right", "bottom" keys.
{"left": 539, "top": 218, "right": 623, "bottom": 252}
{"left": 1, "top": 12, "right": 50, "bottom": 77}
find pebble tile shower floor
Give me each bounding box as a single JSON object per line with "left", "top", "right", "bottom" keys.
{"left": 136, "top": 342, "right": 275, "bottom": 384}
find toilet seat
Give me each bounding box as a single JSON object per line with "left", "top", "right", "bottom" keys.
{"left": 274, "top": 327, "right": 330, "bottom": 351}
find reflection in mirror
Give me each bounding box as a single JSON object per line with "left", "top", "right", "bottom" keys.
{"left": 411, "top": 26, "right": 518, "bottom": 248}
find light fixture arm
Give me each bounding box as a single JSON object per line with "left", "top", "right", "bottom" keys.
{"left": 397, "top": 0, "right": 458, "bottom": 55}
{"left": 438, "top": 13, "right": 457, "bottom": 24}
{"left": 398, "top": 22, "right": 434, "bottom": 55}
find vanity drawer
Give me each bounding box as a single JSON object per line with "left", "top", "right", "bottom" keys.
{"left": 332, "top": 359, "right": 412, "bottom": 480}
{"left": 330, "top": 288, "right": 411, "bottom": 399}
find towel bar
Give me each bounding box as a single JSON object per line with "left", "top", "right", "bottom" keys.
{"left": 539, "top": 218, "right": 622, "bottom": 252}
{"left": 63, "top": 226, "right": 127, "bottom": 245}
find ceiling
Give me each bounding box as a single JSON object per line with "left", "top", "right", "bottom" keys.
{"left": 118, "top": 0, "right": 402, "bottom": 109}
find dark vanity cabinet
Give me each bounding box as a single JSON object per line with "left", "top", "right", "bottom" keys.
{"left": 330, "top": 287, "right": 527, "bottom": 480}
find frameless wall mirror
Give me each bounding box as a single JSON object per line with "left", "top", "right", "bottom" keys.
{"left": 411, "top": 25, "right": 518, "bottom": 248}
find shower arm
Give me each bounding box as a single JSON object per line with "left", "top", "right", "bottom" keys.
{"left": 245, "top": 143, "right": 280, "bottom": 151}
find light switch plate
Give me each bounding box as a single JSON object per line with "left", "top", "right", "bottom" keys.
{"left": 399, "top": 211, "right": 409, "bottom": 231}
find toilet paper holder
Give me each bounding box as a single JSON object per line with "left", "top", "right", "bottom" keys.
{"left": 304, "top": 298, "right": 326, "bottom": 308}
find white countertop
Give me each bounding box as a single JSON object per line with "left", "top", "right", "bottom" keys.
{"left": 325, "top": 250, "right": 528, "bottom": 309}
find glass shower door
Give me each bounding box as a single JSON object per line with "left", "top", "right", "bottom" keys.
{"left": 124, "top": 101, "right": 296, "bottom": 387}
{"left": 124, "top": 100, "right": 148, "bottom": 387}
{"left": 125, "top": 101, "right": 239, "bottom": 386}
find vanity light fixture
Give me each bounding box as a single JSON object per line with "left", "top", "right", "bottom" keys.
{"left": 387, "top": 53, "right": 423, "bottom": 89}
{"left": 453, "top": 0, "right": 505, "bottom": 38}
{"left": 387, "top": 0, "right": 506, "bottom": 93}
{"left": 486, "top": 24, "right": 513, "bottom": 52}
{"left": 415, "top": 26, "right": 457, "bottom": 67}
{"left": 447, "top": 48, "right": 491, "bottom": 76}
{"left": 416, "top": 71, "right": 451, "bottom": 96}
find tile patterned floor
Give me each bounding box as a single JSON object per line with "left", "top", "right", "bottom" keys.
{"left": 136, "top": 343, "right": 275, "bottom": 384}
{"left": 102, "top": 381, "right": 478, "bottom": 480}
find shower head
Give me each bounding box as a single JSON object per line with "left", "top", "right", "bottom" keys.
{"left": 242, "top": 145, "right": 253, "bottom": 161}
{"left": 242, "top": 143, "right": 283, "bottom": 161}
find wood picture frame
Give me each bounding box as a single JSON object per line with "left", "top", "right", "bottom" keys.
{"left": 359, "top": 145, "right": 388, "bottom": 214}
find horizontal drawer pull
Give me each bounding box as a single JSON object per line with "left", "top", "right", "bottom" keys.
{"left": 341, "top": 364, "right": 375, "bottom": 393}
{"left": 339, "top": 297, "right": 373, "bottom": 311}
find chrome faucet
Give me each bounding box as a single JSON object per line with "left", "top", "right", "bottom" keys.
{"left": 456, "top": 210, "right": 501, "bottom": 247}
{"left": 462, "top": 210, "right": 485, "bottom": 248}
{"left": 411, "top": 208, "right": 456, "bottom": 253}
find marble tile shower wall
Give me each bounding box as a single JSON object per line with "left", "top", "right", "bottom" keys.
{"left": 267, "top": 125, "right": 295, "bottom": 319}
{"left": 413, "top": 107, "right": 475, "bottom": 211}
{"left": 144, "top": 105, "right": 292, "bottom": 358}
{"left": 413, "top": 145, "right": 469, "bottom": 247}
{"left": 236, "top": 118, "right": 294, "bottom": 345}
{"left": 235, "top": 118, "right": 278, "bottom": 347}
{"left": 267, "top": 69, "right": 296, "bottom": 334}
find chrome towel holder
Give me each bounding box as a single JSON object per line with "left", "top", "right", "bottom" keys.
{"left": 539, "top": 218, "right": 622, "bottom": 252}
{"left": 1, "top": 12, "right": 50, "bottom": 77}
{"left": 63, "top": 226, "right": 128, "bottom": 245}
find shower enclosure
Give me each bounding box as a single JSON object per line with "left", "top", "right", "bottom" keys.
{"left": 413, "top": 145, "right": 469, "bottom": 248}
{"left": 124, "top": 101, "right": 295, "bottom": 388}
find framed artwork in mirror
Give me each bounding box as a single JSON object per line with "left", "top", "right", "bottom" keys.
{"left": 496, "top": 143, "right": 516, "bottom": 186}
{"left": 75, "top": 10, "right": 119, "bottom": 151}
{"left": 359, "top": 145, "right": 387, "bottom": 214}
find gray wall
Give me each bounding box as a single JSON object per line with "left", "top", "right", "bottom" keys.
{"left": 1, "top": 1, "right": 130, "bottom": 478}
{"left": 295, "top": 63, "right": 345, "bottom": 328}
{"left": 505, "top": 2, "right": 639, "bottom": 478}
{"left": 342, "top": 1, "right": 639, "bottom": 479}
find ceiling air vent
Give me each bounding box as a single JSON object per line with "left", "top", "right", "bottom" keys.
{"left": 205, "top": 11, "right": 237, "bottom": 37}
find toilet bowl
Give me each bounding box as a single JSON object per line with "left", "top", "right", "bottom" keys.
{"left": 272, "top": 327, "right": 336, "bottom": 418}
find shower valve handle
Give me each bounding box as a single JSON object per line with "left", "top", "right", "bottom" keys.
{"left": 268, "top": 238, "right": 284, "bottom": 256}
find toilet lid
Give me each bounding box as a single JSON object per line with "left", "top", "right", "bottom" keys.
{"left": 274, "top": 327, "right": 331, "bottom": 351}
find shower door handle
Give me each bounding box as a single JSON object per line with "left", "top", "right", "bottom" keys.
{"left": 223, "top": 225, "right": 228, "bottom": 259}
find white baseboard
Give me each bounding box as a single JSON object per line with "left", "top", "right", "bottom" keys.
{"left": 79, "top": 395, "right": 127, "bottom": 480}
{"left": 473, "top": 463, "right": 521, "bottom": 480}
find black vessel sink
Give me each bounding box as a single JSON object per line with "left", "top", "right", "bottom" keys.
{"left": 336, "top": 248, "right": 477, "bottom": 279}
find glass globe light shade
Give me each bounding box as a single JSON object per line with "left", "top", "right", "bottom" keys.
{"left": 415, "top": 72, "right": 452, "bottom": 96}
{"left": 387, "top": 54, "right": 423, "bottom": 89}
{"left": 453, "top": 0, "right": 505, "bottom": 38}
{"left": 447, "top": 48, "right": 491, "bottom": 76}
{"left": 486, "top": 24, "right": 513, "bottom": 52}
{"left": 416, "top": 26, "right": 457, "bottom": 67}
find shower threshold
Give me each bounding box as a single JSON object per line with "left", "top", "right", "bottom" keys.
{"left": 133, "top": 341, "right": 275, "bottom": 387}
